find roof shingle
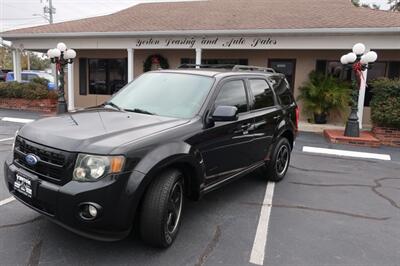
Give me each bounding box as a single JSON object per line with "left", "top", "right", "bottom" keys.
{"left": 3, "top": 0, "right": 400, "bottom": 36}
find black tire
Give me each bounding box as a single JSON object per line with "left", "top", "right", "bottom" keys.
{"left": 265, "top": 138, "right": 291, "bottom": 182}
{"left": 139, "top": 169, "right": 184, "bottom": 248}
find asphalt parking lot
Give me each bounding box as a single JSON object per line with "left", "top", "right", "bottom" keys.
{"left": 1, "top": 110, "right": 400, "bottom": 266}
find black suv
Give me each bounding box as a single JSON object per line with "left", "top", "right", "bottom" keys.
{"left": 4, "top": 65, "right": 298, "bottom": 248}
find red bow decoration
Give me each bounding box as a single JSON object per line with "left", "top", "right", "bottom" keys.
{"left": 352, "top": 61, "right": 365, "bottom": 86}
{"left": 56, "top": 62, "right": 61, "bottom": 73}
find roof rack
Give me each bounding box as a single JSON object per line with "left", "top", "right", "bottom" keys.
{"left": 177, "top": 64, "right": 277, "bottom": 73}
{"left": 232, "top": 65, "right": 276, "bottom": 73}
{"left": 177, "top": 64, "right": 234, "bottom": 69}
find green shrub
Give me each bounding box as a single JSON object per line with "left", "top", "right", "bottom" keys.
{"left": 297, "top": 71, "right": 351, "bottom": 118}
{"left": 370, "top": 78, "right": 400, "bottom": 128}
{"left": 0, "top": 79, "right": 57, "bottom": 100}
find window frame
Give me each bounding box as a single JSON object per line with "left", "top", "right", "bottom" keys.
{"left": 211, "top": 77, "right": 251, "bottom": 116}
{"left": 87, "top": 58, "right": 128, "bottom": 95}
{"left": 246, "top": 78, "right": 278, "bottom": 111}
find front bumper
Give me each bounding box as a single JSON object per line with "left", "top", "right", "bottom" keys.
{"left": 4, "top": 157, "right": 144, "bottom": 241}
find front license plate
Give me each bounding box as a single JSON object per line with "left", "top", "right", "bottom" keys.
{"left": 14, "top": 174, "right": 33, "bottom": 198}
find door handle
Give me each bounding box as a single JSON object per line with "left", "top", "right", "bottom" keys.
{"left": 241, "top": 123, "right": 252, "bottom": 130}
{"left": 273, "top": 115, "right": 281, "bottom": 120}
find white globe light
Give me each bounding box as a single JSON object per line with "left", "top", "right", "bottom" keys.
{"left": 352, "top": 43, "right": 366, "bottom": 55}
{"left": 57, "top": 42, "right": 67, "bottom": 52}
{"left": 346, "top": 52, "right": 357, "bottom": 63}
{"left": 46, "top": 49, "right": 53, "bottom": 58}
{"left": 360, "top": 55, "right": 368, "bottom": 64}
{"left": 52, "top": 48, "right": 61, "bottom": 58}
{"left": 364, "top": 51, "right": 378, "bottom": 63}
{"left": 65, "top": 49, "right": 76, "bottom": 59}
{"left": 340, "top": 55, "right": 348, "bottom": 64}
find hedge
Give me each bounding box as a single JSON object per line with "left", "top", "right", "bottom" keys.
{"left": 370, "top": 78, "right": 400, "bottom": 129}
{"left": 0, "top": 78, "right": 57, "bottom": 100}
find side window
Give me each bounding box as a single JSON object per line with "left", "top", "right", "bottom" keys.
{"left": 269, "top": 76, "right": 293, "bottom": 106}
{"left": 215, "top": 80, "right": 248, "bottom": 113}
{"left": 249, "top": 79, "right": 275, "bottom": 109}
{"left": 27, "top": 74, "right": 37, "bottom": 81}
{"left": 21, "top": 73, "right": 28, "bottom": 81}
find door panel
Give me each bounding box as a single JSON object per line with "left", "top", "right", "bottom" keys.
{"left": 247, "top": 78, "right": 282, "bottom": 162}
{"left": 200, "top": 112, "right": 255, "bottom": 181}
{"left": 197, "top": 79, "right": 255, "bottom": 184}
{"left": 250, "top": 107, "right": 282, "bottom": 162}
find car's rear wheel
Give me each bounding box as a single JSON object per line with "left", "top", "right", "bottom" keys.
{"left": 265, "top": 138, "right": 291, "bottom": 182}
{"left": 139, "top": 169, "right": 184, "bottom": 248}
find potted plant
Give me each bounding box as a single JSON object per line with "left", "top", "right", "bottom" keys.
{"left": 297, "top": 71, "right": 351, "bottom": 124}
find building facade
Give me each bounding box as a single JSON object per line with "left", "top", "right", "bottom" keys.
{"left": 2, "top": 0, "right": 400, "bottom": 126}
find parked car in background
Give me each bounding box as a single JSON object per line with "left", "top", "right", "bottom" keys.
{"left": 5, "top": 71, "right": 56, "bottom": 90}
{"left": 0, "top": 69, "right": 12, "bottom": 81}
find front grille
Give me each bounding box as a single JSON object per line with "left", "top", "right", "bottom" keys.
{"left": 14, "top": 136, "right": 76, "bottom": 185}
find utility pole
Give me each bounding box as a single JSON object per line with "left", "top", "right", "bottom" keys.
{"left": 41, "top": 0, "right": 56, "bottom": 24}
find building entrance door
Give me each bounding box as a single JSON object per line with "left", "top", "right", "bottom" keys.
{"left": 268, "top": 59, "right": 296, "bottom": 91}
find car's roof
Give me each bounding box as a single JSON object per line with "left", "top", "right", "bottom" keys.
{"left": 155, "top": 69, "right": 281, "bottom": 78}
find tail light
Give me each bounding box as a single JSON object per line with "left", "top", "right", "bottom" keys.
{"left": 295, "top": 106, "right": 299, "bottom": 131}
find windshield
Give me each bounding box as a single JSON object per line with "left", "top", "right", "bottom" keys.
{"left": 109, "top": 72, "right": 214, "bottom": 119}
{"left": 37, "top": 72, "right": 55, "bottom": 83}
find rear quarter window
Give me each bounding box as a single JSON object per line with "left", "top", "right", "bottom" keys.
{"left": 269, "top": 76, "right": 294, "bottom": 107}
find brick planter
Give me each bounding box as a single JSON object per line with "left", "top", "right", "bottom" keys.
{"left": 0, "top": 98, "right": 57, "bottom": 113}
{"left": 372, "top": 126, "right": 400, "bottom": 147}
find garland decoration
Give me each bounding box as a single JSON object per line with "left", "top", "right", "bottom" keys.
{"left": 143, "top": 54, "right": 169, "bottom": 72}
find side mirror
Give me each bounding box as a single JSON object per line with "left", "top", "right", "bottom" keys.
{"left": 212, "top": 105, "right": 238, "bottom": 122}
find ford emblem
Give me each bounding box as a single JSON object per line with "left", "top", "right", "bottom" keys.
{"left": 25, "top": 154, "right": 39, "bottom": 166}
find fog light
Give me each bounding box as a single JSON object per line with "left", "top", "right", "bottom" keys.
{"left": 88, "top": 205, "right": 97, "bottom": 217}
{"left": 79, "top": 203, "right": 101, "bottom": 220}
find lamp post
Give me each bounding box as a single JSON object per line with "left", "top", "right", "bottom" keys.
{"left": 47, "top": 43, "right": 76, "bottom": 114}
{"left": 340, "top": 43, "right": 377, "bottom": 137}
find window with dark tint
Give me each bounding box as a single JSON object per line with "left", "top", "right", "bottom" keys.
{"left": 249, "top": 79, "right": 275, "bottom": 109}
{"left": 88, "top": 59, "right": 127, "bottom": 95}
{"left": 269, "top": 76, "right": 293, "bottom": 106}
{"left": 365, "top": 62, "right": 387, "bottom": 106}
{"left": 215, "top": 80, "right": 248, "bottom": 113}
{"left": 21, "top": 73, "right": 37, "bottom": 82}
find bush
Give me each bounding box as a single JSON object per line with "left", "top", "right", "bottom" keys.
{"left": 0, "top": 79, "right": 57, "bottom": 100}
{"left": 297, "top": 71, "right": 351, "bottom": 119}
{"left": 370, "top": 78, "right": 400, "bottom": 128}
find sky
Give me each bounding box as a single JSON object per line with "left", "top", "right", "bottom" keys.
{"left": 0, "top": 0, "right": 393, "bottom": 32}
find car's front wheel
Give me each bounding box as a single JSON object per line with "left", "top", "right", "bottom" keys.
{"left": 265, "top": 137, "right": 291, "bottom": 182}
{"left": 139, "top": 169, "right": 184, "bottom": 248}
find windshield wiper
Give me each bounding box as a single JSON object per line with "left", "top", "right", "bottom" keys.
{"left": 104, "top": 101, "right": 123, "bottom": 111}
{"left": 124, "top": 108, "right": 156, "bottom": 115}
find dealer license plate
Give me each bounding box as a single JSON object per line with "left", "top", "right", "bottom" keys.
{"left": 14, "top": 174, "right": 33, "bottom": 198}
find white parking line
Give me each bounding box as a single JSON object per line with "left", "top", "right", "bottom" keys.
{"left": 250, "top": 181, "right": 275, "bottom": 265}
{"left": 302, "top": 146, "right": 391, "bottom": 161}
{"left": 0, "top": 137, "right": 14, "bottom": 142}
{"left": 0, "top": 197, "right": 15, "bottom": 206}
{"left": 1, "top": 117, "right": 34, "bottom": 124}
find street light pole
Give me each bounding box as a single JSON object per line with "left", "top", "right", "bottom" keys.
{"left": 340, "top": 43, "right": 378, "bottom": 137}
{"left": 47, "top": 43, "right": 76, "bottom": 114}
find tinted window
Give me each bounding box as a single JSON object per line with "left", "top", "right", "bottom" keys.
{"left": 269, "top": 76, "right": 293, "bottom": 106}
{"left": 110, "top": 73, "right": 214, "bottom": 119}
{"left": 88, "top": 59, "right": 127, "bottom": 95}
{"left": 249, "top": 79, "right": 275, "bottom": 109}
{"left": 215, "top": 80, "right": 248, "bottom": 113}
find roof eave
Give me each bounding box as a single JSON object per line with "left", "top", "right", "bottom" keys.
{"left": 2, "top": 27, "right": 400, "bottom": 39}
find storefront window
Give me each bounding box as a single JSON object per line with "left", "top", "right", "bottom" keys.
{"left": 88, "top": 59, "right": 127, "bottom": 95}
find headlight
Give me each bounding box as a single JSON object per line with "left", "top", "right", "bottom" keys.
{"left": 73, "top": 154, "right": 125, "bottom": 182}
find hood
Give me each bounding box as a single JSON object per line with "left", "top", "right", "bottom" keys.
{"left": 18, "top": 108, "right": 189, "bottom": 154}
